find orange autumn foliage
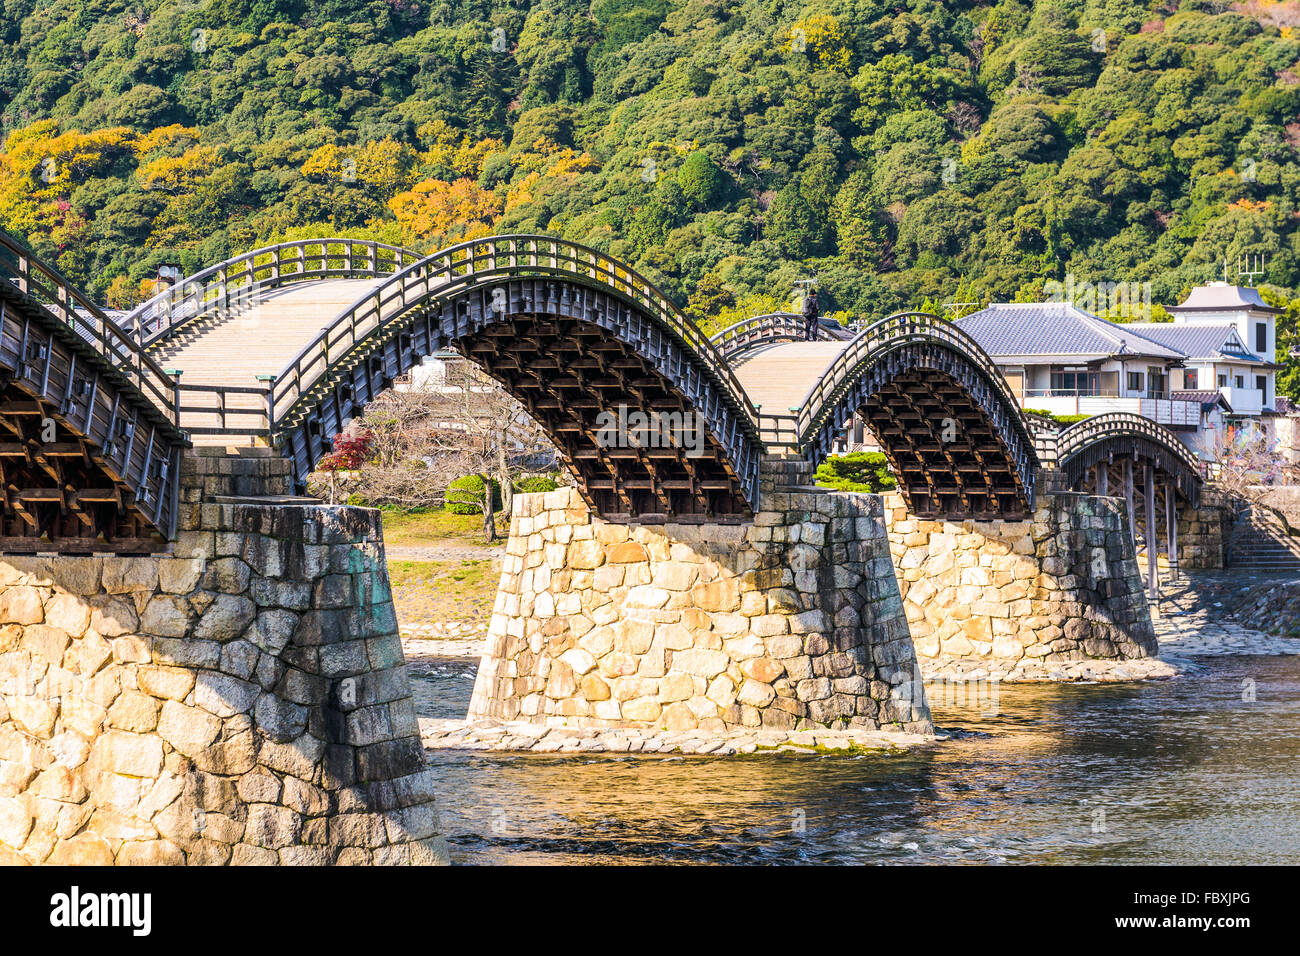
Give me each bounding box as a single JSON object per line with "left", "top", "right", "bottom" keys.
{"left": 387, "top": 178, "right": 502, "bottom": 244}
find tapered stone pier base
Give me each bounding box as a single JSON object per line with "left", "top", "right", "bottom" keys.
{"left": 469, "top": 463, "right": 933, "bottom": 735}
{"left": 884, "top": 490, "right": 1158, "bottom": 664}
{"left": 0, "top": 450, "right": 446, "bottom": 865}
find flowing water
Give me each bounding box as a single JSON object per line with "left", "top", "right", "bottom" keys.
{"left": 415, "top": 654, "right": 1300, "bottom": 865}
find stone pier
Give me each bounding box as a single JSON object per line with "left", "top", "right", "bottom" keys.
{"left": 0, "top": 449, "right": 446, "bottom": 866}
{"left": 1175, "top": 492, "right": 1233, "bottom": 571}
{"left": 469, "top": 460, "right": 933, "bottom": 735}
{"left": 883, "top": 490, "right": 1158, "bottom": 665}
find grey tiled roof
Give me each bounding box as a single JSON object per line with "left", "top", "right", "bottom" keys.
{"left": 1171, "top": 389, "right": 1231, "bottom": 412}
{"left": 955, "top": 303, "right": 1185, "bottom": 360}
{"left": 1172, "top": 283, "right": 1281, "bottom": 313}
{"left": 1124, "top": 323, "right": 1269, "bottom": 365}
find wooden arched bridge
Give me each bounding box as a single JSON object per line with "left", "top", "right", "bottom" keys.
{"left": 1045, "top": 411, "right": 1205, "bottom": 592}
{"left": 0, "top": 231, "right": 1205, "bottom": 552}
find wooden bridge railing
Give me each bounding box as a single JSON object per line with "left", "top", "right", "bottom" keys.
{"left": 0, "top": 231, "right": 182, "bottom": 426}
{"left": 756, "top": 412, "right": 801, "bottom": 449}
{"left": 1055, "top": 411, "right": 1203, "bottom": 477}
{"left": 174, "top": 382, "right": 273, "bottom": 438}
{"left": 792, "top": 312, "right": 1033, "bottom": 447}
{"left": 708, "top": 312, "right": 852, "bottom": 361}
{"left": 122, "top": 238, "right": 418, "bottom": 349}
{"left": 115, "top": 238, "right": 418, "bottom": 441}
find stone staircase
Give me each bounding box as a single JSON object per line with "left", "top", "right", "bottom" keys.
{"left": 1228, "top": 505, "right": 1300, "bottom": 572}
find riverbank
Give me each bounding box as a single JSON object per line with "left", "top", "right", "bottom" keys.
{"left": 419, "top": 718, "right": 936, "bottom": 755}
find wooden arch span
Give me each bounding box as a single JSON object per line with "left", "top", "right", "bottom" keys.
{"left": 267, "top": 237, "right": 764, "bottom": 521}
{"left": 790, "top": 312, "right": 1040, "bottom": 520}
{"left": 1053, "top": 412, "right": 1203, "bottom": 507}
{"left": 1050, "top": 412, "right": 1205, "bottom": 596}
{"left": 0, "top": 231, "right": 188, "bottom": 551}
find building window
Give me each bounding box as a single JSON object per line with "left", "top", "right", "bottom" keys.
{"left": 1184, "top": 369, "right": 1199, "bottom": 390}
{"left": 1235, "top": 375, "right": 1244, "bottom": 389}
{"left": 1218, "top": 373, "right": 1228, "bottom": 388}
{"left": 1256, "top": 322, "right": 1268, "bottom": 354}
{"left": 1127, "top": 371, "right": 1143, "bottom": 393}
{"left": 1050, "top": 368, "right": 1100, "bottom": 394}
{"left": 1257, "top": 375, "right": 1267, "bottom": 401}
{"left": 1146, "top": 366, "right": 1166, "bottom": 397}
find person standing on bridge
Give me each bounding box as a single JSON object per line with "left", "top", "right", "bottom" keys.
{"left": 802, "top": 288, "right": 819, "bottom": 341}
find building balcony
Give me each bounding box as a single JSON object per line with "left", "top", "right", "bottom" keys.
{"left": 1218, "top": 386, "right": 1264, "bottom": 415}
{"left": 1020, "top": 390, "right": 1202, "bottom": 428}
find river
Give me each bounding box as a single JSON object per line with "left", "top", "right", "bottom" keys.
{"left": 413, "top": 653, "right": 1300, "bottom": 865}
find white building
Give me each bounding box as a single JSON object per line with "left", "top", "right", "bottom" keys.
{"left": 954, "top": 302, "right": 1201, "bottom": 429}
{"left": 1128, "top": 282, "right": 1281, "bottom": 420}
{"left": 955, "top": 283, "right": 1292, "bottom": 467}
{"left": 394, "top": 350, "right": 462, "bottom": 391}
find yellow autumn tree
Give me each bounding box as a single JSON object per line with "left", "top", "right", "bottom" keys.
{"left": 786, "top": 15, "right": 854, "bottom": 74}
{"left": 134, "top": 124, "right": 201, "bottom": 159}
{"left": 104, "top": 274, "right": 158, "bottom": 309}
{"left": 1228, "top": 198, "right": 1273, "bottom": 213}
{"left": 302, "top": 137, "right": 415, "bottom": 196}
{"left": 415, "top": 121, "right": 506, "bottom": 179}
{"left": 503, "top": 137, "right": 599, "bottom": 215}
{"left": 388, "top": 178, "right": 502, "bottom": 245}
{"left": 137, "top": 145, "right": 221, "bottom": 193}
{"left": 0, "top": 121, "right": 135, "bottom": 236}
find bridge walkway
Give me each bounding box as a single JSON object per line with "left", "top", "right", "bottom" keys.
{"left": 731, "top": 340, "right": 852, "bottom": 438}
{"left": 150, "top": 277, "right": 388, "bottom": 441}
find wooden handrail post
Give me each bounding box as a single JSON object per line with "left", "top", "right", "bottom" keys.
{"left": 165, "top": 368, "right": 182, "bottom": 426}
{"left": 257, "top": 374, "right": 277, "bottom": 435}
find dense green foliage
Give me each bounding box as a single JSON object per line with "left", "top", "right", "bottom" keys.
{"left": 445, "top": 473, "right": 501, "bottom": 514}
{"left": 3, "top": 0, "right": 1300, "bottom": 395}
{"left": 1024, "top": 409, "right": 1091, "bottom": 425}
{"left": 514, "top": 475, "right": 560, "bottom": 494}
{"left": 814, "top": 451, "right": 897, "bottom": 493}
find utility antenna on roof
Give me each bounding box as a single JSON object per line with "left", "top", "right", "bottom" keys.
{"left": 942, "top": 301, "right": 978, "bottom": 319}
{"left": 1238, "top": 254, "right": 1265, "bottom": 286}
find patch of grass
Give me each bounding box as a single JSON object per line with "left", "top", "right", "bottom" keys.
{"left": 388, "top": 558, "right": 491, "bottom": 591}
{"left": 387, "top": 557, "right": 499, "bottom": 629}
{"left": 379, "top": 508, "right": 507, "bottom": 548}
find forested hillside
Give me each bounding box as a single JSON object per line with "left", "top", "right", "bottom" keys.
{"left": 2, "top": 0, "right": 1300, "bottom": 396}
